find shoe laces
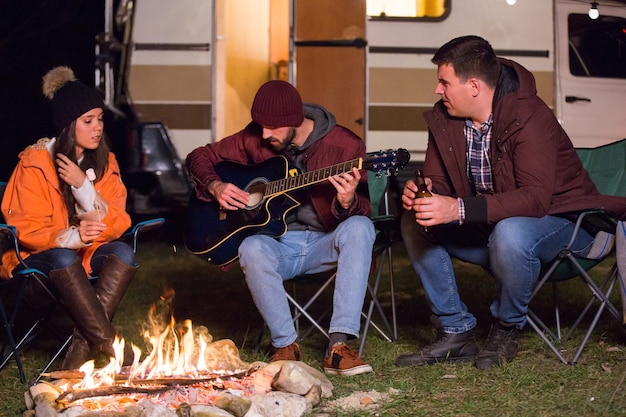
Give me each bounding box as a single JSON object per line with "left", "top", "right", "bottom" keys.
{"left": 329, "top": 342, "right": 358, "bottom": 360}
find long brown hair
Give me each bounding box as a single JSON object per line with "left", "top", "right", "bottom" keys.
{"left": 54, "top": 120, "right": 110, "bottom": 224}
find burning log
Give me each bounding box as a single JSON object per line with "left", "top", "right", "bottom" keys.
{"left": 116, "top": 369, "right": 252, "bottom": 387}
{"left": 41, "top": 370, "right": 85, "bottom": 380}
{"left": 55, "top": 369, "right": 255, "bottom": 405}
{"left": 56, "top": 384, "right": 173, "bottom": 403}
{"left": 42, "top": 369, "right": 251, "bottom": 385}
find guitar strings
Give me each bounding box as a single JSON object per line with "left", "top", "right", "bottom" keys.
{"left": 260, "top": 158, "right": 362, "bottom": 197}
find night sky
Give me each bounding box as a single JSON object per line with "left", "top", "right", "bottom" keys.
{"left": 0, "top": 1, "right": 104, "bottom": 180}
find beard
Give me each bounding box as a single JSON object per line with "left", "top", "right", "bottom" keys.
{"left": 269, "top": 127, "right": 297, "bottom": 151}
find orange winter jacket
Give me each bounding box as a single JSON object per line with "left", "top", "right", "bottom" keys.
{"left": 1, "top": 138, "right": 131, "bottom": 278}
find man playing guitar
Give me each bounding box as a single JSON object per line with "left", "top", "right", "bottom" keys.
{"left": 186, "top": 80, "right": 374, "bottom": 376}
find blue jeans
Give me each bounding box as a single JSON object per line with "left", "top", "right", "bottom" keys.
{"left": 400, "top": 211, "right": 595, "bottom": 333}
{"left": 14, "top": 241, "right": 135, "bottom": 277}
{"left": 238, "top": 215, "right": 375, "bottom": 348}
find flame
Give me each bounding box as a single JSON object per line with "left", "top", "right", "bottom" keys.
{"left": 71, "top": 289, "right": 247, "bottom": 391}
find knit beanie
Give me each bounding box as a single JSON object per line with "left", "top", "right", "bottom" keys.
{"left": 251, "top": 80, "right": 304, "bottom": 127}
{"left": 42, "top": 66, "right": 105, "bottom": 133}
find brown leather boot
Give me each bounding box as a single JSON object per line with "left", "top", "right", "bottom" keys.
{"left": 94, "top": 255, "right": 138, "bottom": 320}
{"left": 61, "top": 329, "right": 92, "bottom": 371}
{"left": 49, "top": 257, "right": 117, "bottom": 370}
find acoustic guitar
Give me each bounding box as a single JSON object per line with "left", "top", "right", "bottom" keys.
{"left": 184, "top": 148, "right": 409, "bottom": 266}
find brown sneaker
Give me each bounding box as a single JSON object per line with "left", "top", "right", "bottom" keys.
{"left": 270, "top": 342, "right": 302, "bottom": 362}
{"left": 323, "top": 342, "right": 373, "bottom": 376}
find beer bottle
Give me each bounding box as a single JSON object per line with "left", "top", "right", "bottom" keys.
{"left": 415, "top": 169, "right": 432, "bottom": 231}
{"left": 415, "top": 169, "right": 432, "bottom": 198}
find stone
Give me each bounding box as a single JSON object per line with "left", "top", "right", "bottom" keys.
{"left": 175, "top": 403, "right": 192, "bottom": 417}
{"left": 213, "top": 392, "right": 251, "bottom": 417}
{"left": 303, "top": 384, "right": 322, "bottom": 409}
{"left": 59, "top": 405, "right": 91, "bottom": 417}
{"left": 188, "top": 404, "right": 235, "bottom": 416}
{"left": 245, "top": 391, "right": 308, "bottom": 417}
{"left": 139, "top": 403, "right": 176, "bottom": 417}
{"left": 34, "top": 401, "right": 57, "bottom": 417}
{"left": 272, "top": 361, "right": 320, "bottom": 396}
{"left": 30, "top": 383, "right": 62, "bottom": 400}
{"left": 272, "top": 361, "right": 334, "bottom": 398}
{"left": 251, "top": 361, "right": 282, "bottom": 394}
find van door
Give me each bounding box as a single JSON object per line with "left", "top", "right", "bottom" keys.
{"left": 555, "top": 0, "right": 626, "bottom": 148}
{"left": 293, "top": 0, "right": 367, "bottom": 139}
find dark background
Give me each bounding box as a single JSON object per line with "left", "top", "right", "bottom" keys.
{"left": 0, "top": 1, "right": 104, "bottom": 181}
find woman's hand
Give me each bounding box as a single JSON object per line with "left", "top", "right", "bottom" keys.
{"left": 56, "top": 153, "right": 87, "bottom": 188}
{"left": 78, "top": 219, "right": 107, "bottom": 244}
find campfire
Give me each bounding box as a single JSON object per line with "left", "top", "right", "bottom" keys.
{"left": 25, "top": 289, "right": 333, "bottom": 417}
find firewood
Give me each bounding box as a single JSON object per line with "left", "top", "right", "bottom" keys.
{"left": 55, "top": 369, "right": 252, "bottom": 404}
{"left": 41, "top": 370, "right": 85, "bottom": 380}
{"left": 56, "top": 385, "right": 172, "bottom": 403}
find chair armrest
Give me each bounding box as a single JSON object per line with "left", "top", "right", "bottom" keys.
{"left": 562, "top": 209, "right": 617, "bottom": 250}
{"left": 0, "top": 223, "right": 30, "bottom": 268}
{"left": 122, "top": 218, "right": 166, "bottom": 253}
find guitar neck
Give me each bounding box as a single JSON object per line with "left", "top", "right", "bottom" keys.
{"left": 265, "top": 157, "right": 363, "bottom": 196}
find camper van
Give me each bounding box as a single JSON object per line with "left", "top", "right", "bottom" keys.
{"left": 117, "top": 0, "right": 626, "bottom": 165}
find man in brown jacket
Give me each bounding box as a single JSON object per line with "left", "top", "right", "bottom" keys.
{"left": 396, "top": 35, "right": 626, "bottom": 369}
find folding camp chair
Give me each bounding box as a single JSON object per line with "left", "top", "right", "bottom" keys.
{"left": 527, "top": 138, "right": 626, "bottom": 364}
{"left": 0, "top": 181, "right": 165, "bottom": 383}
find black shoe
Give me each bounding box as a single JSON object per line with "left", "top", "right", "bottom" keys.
{"left": 396, "top": 321, "right": 478, "bottom": 367}
{"left": 475, "top": 321, "right": 519, "bottom": 370}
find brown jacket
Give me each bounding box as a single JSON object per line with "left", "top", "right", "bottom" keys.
{"left": 423, "top": 58, "right": 626, "bottom": 224}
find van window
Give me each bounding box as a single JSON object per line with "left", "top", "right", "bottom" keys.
{"left": 367, "top": 0, "right": 450, "bottom": 21}
{"left": 568, "top": 13, "right": 626, "bottom": 79}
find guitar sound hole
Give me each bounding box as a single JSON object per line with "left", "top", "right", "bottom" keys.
{"left": 244, "top": 178, "right": 267, "bottom": 210}
{"left": 247, "top": 190, "right": 265, "bottom": 209}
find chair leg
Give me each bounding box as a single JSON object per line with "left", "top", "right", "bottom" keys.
{"left": 0, "top": 275, "right": 29, "bottom": 383}
{"left": 359, "top": 246, "right": 395, "bottom": 356}
{"left": 529, "top": 254, "right": 620, "bottom": 365}
{"left": 0, "top": 272, "right": 55, "bottom": 383}
{"left": 572, "top": 279, "right": 617, "bottom": 364}
{"left": 286, "top": 291, "right": 330, "bottom": 340}
{"left": 526, "top": 315, "right": 570, "bottom": 365}
{"left": 31, "top": 334, "right": 73, "bottom": 385}
{"left": 388, "top": 248, "right": 397, "bottom": 341}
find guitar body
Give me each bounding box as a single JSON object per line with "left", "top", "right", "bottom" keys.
{"left": 184, "top": 156, "right": 300, "bottom": 265}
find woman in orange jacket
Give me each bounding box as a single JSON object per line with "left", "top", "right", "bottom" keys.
{"left": 1, "top": 66, "right": 136, "bottom": 371}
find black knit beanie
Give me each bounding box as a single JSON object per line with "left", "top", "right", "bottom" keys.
{"left": 251, "top": 80, "right": 304, "bottom": 127}
{"left": 42, "top": 66, "right": 105, "bottom": 134}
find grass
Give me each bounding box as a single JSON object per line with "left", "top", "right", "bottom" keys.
{"left": 1, "top": 232, "right": 626, "bottom": 416}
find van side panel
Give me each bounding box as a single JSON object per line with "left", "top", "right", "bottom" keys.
{"left": 128, "top": 0, "right": 213, "bottom": 160}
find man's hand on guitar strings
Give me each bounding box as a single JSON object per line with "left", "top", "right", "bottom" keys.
{"left": 208, "top": 180, "right": 250, "bottom": 210}
{"left": 328, "top": 167, "right": 360, "bottom": 210}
